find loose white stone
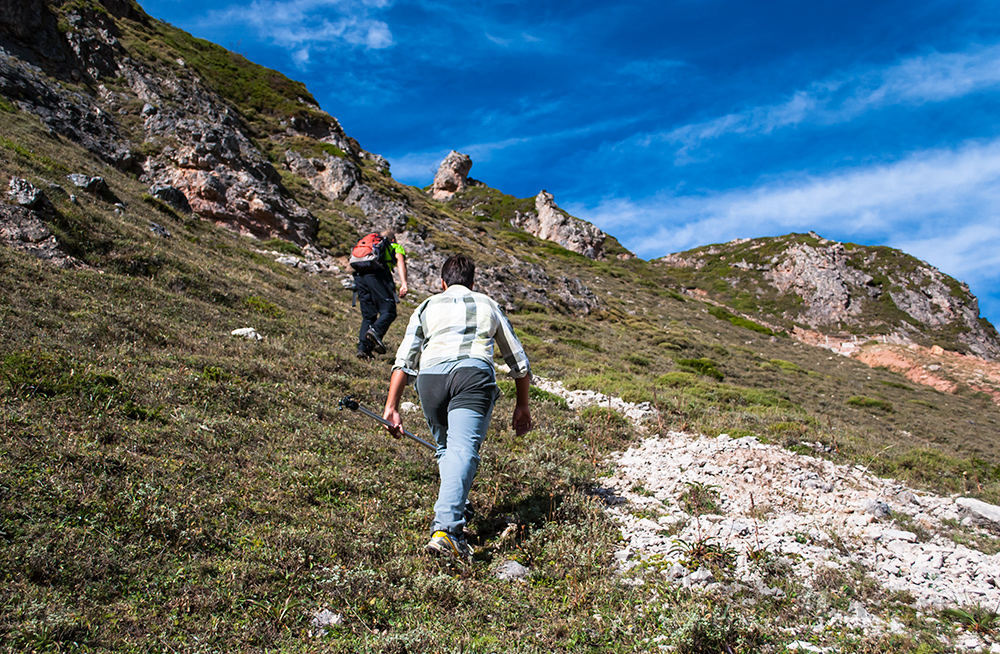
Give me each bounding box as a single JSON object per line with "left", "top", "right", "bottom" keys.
{"left": 230, "top": 327, "right": 263, "bottom": 340}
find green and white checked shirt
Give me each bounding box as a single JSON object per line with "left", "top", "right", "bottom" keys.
{"left": 392, "top": 284, "right": 531, "bottom": 382}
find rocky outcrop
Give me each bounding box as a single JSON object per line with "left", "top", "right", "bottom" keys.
{"left": 282, "top": 148, "right": 410, "bottom": 236}
{"left": 659, "top": 234, "right": 1000, "bottom": 360}
{"left": 765, "top": 241, "right": 875, "bottom": 324}
{"left": 430, "top": 150, "right": 472, "bottom": 201}
{"left": 0, "top": 49, "right": 136, "bottom": 169}
{"left": 476, "top": 256, "right": 601, "bottom": 315}
{"left": 0, "top": 203, "right": 84, "bottom": 269}
{"left": 511, "top": 190, "right": 606, "bottom": 260}
{"left": 0, "top": 0, "right": 327, "bottom": 243}
{"left": 2, "top": 179, "right": 84, "bottom": 269}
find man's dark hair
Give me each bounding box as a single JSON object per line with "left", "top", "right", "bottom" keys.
{"left": 442, "top": 254, "right": 475, "bottom": 288}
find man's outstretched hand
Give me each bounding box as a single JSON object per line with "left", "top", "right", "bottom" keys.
{"left": 383, "top": 406, "right": 404, "bottom": 439}
{"left": 512, "top": 405, "right": 532, "bottom": 437}
{"left": 383, "top": 369, "right": 408, "bottom": 439}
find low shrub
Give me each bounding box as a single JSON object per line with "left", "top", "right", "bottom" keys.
{"left": 676, "top": 357, "right": 724, "bottom": 381}
{"left": 846, "top": 396, "right": 894, "bottom": 412}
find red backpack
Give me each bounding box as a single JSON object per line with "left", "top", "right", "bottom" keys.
{"left": 349, "top": 233, "right": 390, "bottom": 273}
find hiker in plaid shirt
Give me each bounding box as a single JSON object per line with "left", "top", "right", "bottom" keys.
{"left": 382, "top": 254, "right": 532, "bottom": 560}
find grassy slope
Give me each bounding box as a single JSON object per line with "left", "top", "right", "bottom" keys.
{"left": 2, "top": 12, "right": 1000, "bottom": 652}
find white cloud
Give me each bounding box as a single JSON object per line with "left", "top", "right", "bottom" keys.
{"left": 485, "top": 33, "right": 512, "bottom": 47}
{"left": 663, "top": 44, "right": 1000, "bottom": 154}
{"left": 566, "top": 138, "right": 1000, "bottom": 323}
{"left": 291, "top": 47, "right": 311, "bottom": 67}
{"left": 895, "top": 223, "right": 1000, "bottom": 285}
{"left": 204, "top": 0, "right": 394, "bottom": 52}
{"left": 568, "top": 138, "right": 1000, "bottom": 264}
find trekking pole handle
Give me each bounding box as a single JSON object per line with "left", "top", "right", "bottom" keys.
{"left": 339, "top": 396, "right": 436, "bottom": 452}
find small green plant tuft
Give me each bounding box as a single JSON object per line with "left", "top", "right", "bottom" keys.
{"left": 625, "top": 353, "right": 651, "bottom": 367}
{"left": 769, "top": 358, "right": 804, "bottom": 373}
{"left": 678, "top": 481, "right": 721, "bottom": 515}
{"left": 676, "top": 357, "right": 724, "bottom": 381}
{"left": 243, "top": 295, "right": 286, "bottom": 318}
{"left": 672, "top": 604, "right": 768, "bottom": 654}
{"left": 941, "top": 604, "right": 999, "bottom": 636}
{"left": 708, "top": 306, "right": 775, "bottom": 335}
{"left": 670, "top": 535, "right": 736, "bottom": 575}
{"left": 847, "top": 396, "right": 894, "bottom": 412}
{"left": 497, "top": 379, "right": 569, "bottom": 409}
{"left": 261, "top": 238, "right": 302, "bottom": 255}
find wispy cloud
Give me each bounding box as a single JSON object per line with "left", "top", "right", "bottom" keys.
{"left": 664, "top": 44, "right": 1000, "bottom": 155}
{"left": 569, "top": 139, "right": 1000, "bottom": 274}
{"left": 204, "top": 0, "right": 394, "bottom": 55}
{"left": 616, "top": 57, "right": 688, "bottom": 82}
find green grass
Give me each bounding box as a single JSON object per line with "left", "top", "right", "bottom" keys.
{"left": 708, "top": 306, "right": 775, "bottom": 336}
{"left": 846, "top": 395, "right": 894, "bottom": 412}
{"left": 676, "top": 357, "right": 724, "bottom": 381}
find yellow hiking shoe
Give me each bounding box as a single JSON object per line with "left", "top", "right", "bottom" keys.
{"left": 425, "top": 531, "right": 473, "bottom": 561}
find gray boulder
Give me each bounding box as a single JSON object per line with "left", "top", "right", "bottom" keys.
{"left": 0, "top": 203, "right": 83, "bottom": 268}
{"left": 7, "top": 177, "right": 48, "bottom": 211}
{"left": 67, "top": 174, "right": 109, "bottom": 195}
{"left": 956, "top": 497, "right": 1000, "bottom": 534}
{"left": 495, "top": 559, "right": 530, "bottom": 582}
{"left": 148, "top": 184, "right": 191, "bottom": 213}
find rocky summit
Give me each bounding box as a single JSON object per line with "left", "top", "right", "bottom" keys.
{"left": 658, "top": 232, "right": 1000, "bottom": 361}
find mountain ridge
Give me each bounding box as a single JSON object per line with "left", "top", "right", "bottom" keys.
{"left": 4, "top": 0, "right": 997, "bottom": 364}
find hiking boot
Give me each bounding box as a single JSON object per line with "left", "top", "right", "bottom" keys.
{"left": 365, "top": 328, "right": 387, "bottom": 355}
{"left": 356, "top": 349, "right": 373, "bottom": 361}
{"left": 426, "top": 530, "right": 473, "bottom": 561}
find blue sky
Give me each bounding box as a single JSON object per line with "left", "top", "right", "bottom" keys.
{"left": 136, "top": 0, "right": 1000, "bottom": 328}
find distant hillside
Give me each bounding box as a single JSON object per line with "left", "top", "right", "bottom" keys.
{"left": 656, "top": 232, "right": 1000, "bottom": 360}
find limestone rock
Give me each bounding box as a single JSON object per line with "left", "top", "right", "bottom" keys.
{"left": 511, "top": 190, "right": 606, "bottom": 260}
{"left": 0, "top": 203, "right": 84, "bottom": 268}
{"left": 593, "top": 420, "right": 1000, "bottom": 616}
{"left": 282, "top": 148, "right": 410, "bottom": 236}
{"left": 495, "top": 559, "right": 530, "bottom": 582}
{"left": 7, "top": 177, "right": 48, "bottom": 210}
{"left": 231, "top": 327, "right": 263, "bottom": 341}
{"left": 67, "top": 174, "right": 109, "bottom": 195}
{"left": 956, "top": 497, "right": 1000, "bottom": 533}
{"left": 285, "top": 149, "right": 360, "bottom": 202}
{"left": 765, "top": 241, "right": 874, "bottom": 325}
{"left": 430, "top": 150, "right": 472, "bottom": 201}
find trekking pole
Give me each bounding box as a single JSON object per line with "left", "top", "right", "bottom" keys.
{"left": 338, "top": 395, "right": 476, "bottom": 519}
{"left": 338, "top": 395, "right": 435, "bottom": 452}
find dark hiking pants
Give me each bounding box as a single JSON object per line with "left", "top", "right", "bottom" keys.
{"left": 355, "top": 269, "right": 397, "bottom": 354}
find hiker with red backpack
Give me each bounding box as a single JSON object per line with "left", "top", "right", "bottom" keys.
{"left": 350, "top": 230, "right": 408, "bottom": 359}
